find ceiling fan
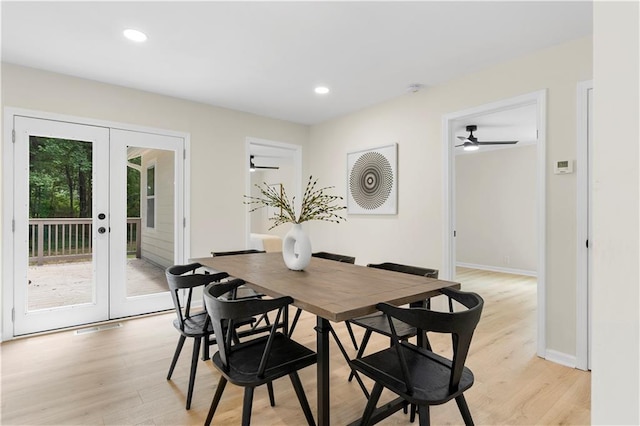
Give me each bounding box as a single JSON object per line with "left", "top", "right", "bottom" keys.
{"left": 456, "top": 125, "right": 518, "bottom": 151}
{"left": 249, "top": 155, "right": 279, "bottom": 172}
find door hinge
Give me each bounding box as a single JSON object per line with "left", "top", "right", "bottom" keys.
{"left": 586, "top": 239, "right": 589, "bottom": 248}
{"left": 11, "top": 308, "right": 15, "bottom": 322}
{"left": 12, "top": 219, "right": 15, "bottom": 232}
{"left": 12, "top": 129, "right": 16, "bottom": 143}
{"left": 536, "top": 129, "right": 539, "bottom": 139}
{"left": 183, "top": 150, "right": 186, "bottom": 160}
{"left": 454, "top": 230, "right": 457, "bottom": 237}
{"left": 183, "top": 217, "right": 186, "bottom": 228}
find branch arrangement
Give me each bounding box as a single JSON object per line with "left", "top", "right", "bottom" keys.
{"left": 245, "top": 176, "right": 346, "bottom": 230}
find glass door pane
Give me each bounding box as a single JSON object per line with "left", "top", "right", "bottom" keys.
{"left": 126, "top": 148, "right": 174, "bottom": 298}
{"left": 27, "top": 136, "right": 95, "bottom": 310}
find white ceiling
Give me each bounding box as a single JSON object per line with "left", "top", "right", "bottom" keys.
{"left": 1, "top": 1, "right": 592, "bottom": 125}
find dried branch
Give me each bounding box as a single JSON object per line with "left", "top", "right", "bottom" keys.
{"left": 244, "top": 176, "right": 346, "bottom": 229}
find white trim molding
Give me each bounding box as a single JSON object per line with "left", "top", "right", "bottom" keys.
{"left": 456, "top": 262, "right": 537, "bottom": 277}
{"left": 2, "top": 110, "right": 17, "bottom": 341}
{"left": 442, "top": 89, "right": 547, "bottom": 358}
{"left": 545, "top": 349, "right": 577, "bottom": 369}
{"left": 576, "top": 79, "right": 593, "bottom": 371}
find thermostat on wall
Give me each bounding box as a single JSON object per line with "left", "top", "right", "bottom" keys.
{"left": 554, "top": 160, "right": 574, "bottom": 174}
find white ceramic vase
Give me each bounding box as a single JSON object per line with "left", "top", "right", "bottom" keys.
{"left": 282, "top": 223, "right": 312, "bottom": 271}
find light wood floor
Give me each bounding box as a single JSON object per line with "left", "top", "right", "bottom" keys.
{"left": 0, "top": 268, "right": 590, "bottom": 425}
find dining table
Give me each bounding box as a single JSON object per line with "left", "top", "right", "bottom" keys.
{"left": 192, "top": 252, "right": 460, "bottom": 425}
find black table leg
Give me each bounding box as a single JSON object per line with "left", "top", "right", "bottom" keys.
{"left": 410, "top": 300, "right": 428, "bottom": 348}
{"left": 316, "top": 316, "right": 330, "bottom": 426}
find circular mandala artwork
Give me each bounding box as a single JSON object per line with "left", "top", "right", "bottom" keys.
{"left": 349, "top": 151, "right": 393, "bottom": 210}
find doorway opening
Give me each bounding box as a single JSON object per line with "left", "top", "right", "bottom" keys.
{"left": 442, "top": 90, "right": 547, "bottom": 357}
{"left": 245, "top": 138, "right": 302, "bottom": 249}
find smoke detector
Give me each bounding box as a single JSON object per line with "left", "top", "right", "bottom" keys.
{"left": 407, "top": 83, "right": 423, "bottom": 93}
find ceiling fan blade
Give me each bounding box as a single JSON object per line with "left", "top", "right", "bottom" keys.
{"left": 455, "top": 144, "right": 465, "bottom": 148}
{"left": 476, "top": 140, "right": 518, "bottom": 145}
{"left": 250, "top": 154, "right": 280, "bottom": 170}
{"left": 457, "top": 136, "right": 468, "bottom": 141}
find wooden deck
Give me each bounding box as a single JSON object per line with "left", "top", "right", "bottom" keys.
{"left": 27, "top": 258, "right": 167, "bottom": 310}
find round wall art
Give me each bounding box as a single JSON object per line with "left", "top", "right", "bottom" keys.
{"left": 347, "top": 143, "right": 397, "bottom": 214}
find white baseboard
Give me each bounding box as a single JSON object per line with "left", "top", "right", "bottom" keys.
{"left": 456, "top": 262, "right": 537, "bottom": 277}
{"left": 544, "top": 349, "right": 577, "bottom": 368}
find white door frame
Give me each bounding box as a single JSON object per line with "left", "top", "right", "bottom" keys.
{"left": 245, "top": 137, "right": 303, "bottom": 247}
{"left": 576, "top": 80, "right": 593, "bottom": 371}
{"left": 2, "top": 107, "right": 191, "bottom": 340}
{"left": 442, "top": 90, "right": 547, "bottom": 357}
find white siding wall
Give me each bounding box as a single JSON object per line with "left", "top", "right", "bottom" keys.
{"left": 141, "top": 150, "right": 175, "bottom": 268}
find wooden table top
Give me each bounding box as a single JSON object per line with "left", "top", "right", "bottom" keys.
{"left": 192, "top": 252, "right": 460, "bottom": 322}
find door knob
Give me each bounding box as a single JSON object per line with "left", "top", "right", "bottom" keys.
{"left": 98, "top": 227, "right": 106, "bottom": 234}
{"left": 98, "top": 213, "right": 106, "bottom": 220}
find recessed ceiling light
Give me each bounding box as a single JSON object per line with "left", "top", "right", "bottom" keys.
{"left": 314, "top": 86, "right": 330, "bottom": 95}
{"left": 123, "top": 29, "right": 147, "bottom": 43}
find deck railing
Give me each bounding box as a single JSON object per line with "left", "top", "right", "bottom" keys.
{"left": 29, "top": 218, "right": 141, "bottom": 265}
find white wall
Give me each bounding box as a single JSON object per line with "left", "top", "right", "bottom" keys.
{"left": 308, "top": 36, "right": 592, "bottom": 357}
{"left": 1, "top": 63, "right": 309, "bottom": 259}
{"left": 591, "top": 1, "right": 640, "bottom": 424}
{"left": 456, "top": 145, "right": 537, "bottom": 274}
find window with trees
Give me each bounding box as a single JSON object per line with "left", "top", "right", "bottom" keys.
{"left": 146, "top": 164, "right": 155, "bottom": 229}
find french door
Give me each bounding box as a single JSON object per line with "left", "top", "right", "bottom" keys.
{"left": 109, "top": 129, "right": 184, "bottom": 318}
{"left": 11, "top": 115, "right": 184, "bottom": 335}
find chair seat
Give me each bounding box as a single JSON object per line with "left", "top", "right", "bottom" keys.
{"left": 173, "top": 312, "right": 256, "bottom": 338}
{"left": 212, "top": 332, "right": 316, "bottom": 387}
{"left": 172, "top": 312, "right": 210, "bottom": 337}
{"left": 349, "top": 313, "right": 417, "bottom": 339}
{"left": 351, "top": 342, "right": 474, "bottom": 405}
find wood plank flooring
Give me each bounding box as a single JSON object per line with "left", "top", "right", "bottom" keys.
{"left": 0, "top": 268, "right": 590, "bottom": 425}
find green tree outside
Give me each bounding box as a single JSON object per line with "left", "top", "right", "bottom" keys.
{"left": 29, "top": 137, "right": 141, "bottom": 218}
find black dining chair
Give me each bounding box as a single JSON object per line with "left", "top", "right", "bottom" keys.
{"left": 287, "top": 251, "right": 358, "bottom": 348}
{"left": 350, "top": 287, "right": 484, "bottom": 426}
{"left": 211, "top": 249, "right": 288, "bottom": 334}
{"left": 347, "top": 262, "right": 439, "bottom": 384}
{"left": 165, "top": 262, "right": 236, "bottom": 409}
{"left": 203, "top": 279, "right": 317, "bottom": 426}
{"left": 211, "top": 249, "right": 265, "bottom": 256}
{"left": 312, "top": 251, "right": 356, "bottom": 264}
{"left": 166, "top": 262, "right": 277, "bottom": 410}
